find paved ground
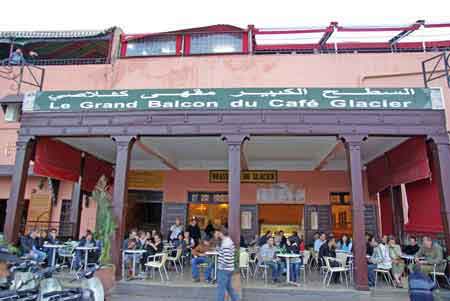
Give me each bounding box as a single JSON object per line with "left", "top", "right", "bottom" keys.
{"left": 57, "top": 265, "right": 450, "bottom": 301}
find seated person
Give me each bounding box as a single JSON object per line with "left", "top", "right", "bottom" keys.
{"left": 314, "top": 233, "right": 327, "bottom": 253}
{"left": 74, "top": 230, "right": 98, "bottom": 270}
{"left": 367, "top": 237, "right": 392, "bottom": 287}
{"left": 259, "top": 237, "right": 282, "bottom": 283}
{"left": 45, "top": 228, "right": 59, "bottom": 265}
{"left": 387, "top": 236, "right": 405, "bottom": 288}
{"left": 140, "top": 233, "right": 164, "bottom": 271}
{"left": 183, "top": 231, "right": 195, "bottom": 257}
{"left": 319, "top": 237, "right": 340, "bottom": 283}
{"left": 20, "top": 229, "right": 46, "bottom": 262}
{"left": 286, "top": 237, "right": 302, "bottom": 283}
{"left": 191, "top": 239, "right": 213, "bottom": 283}
{"left": 366, "top": 233, "right": 374, "bottom": 256}
{"left": 413, "top": 236, "right": 443, "bottom": 275}
{"left": 403, "top": 236, "right": 420, "bottom": 256}
{"left": 258, "top": 231, "right": 272, "bottom": 247}
{"left": 337, "top": 234, "right": 352, "bottom": 253}
{"left": 123, "top": 229, "right": 138, "bottom": 250}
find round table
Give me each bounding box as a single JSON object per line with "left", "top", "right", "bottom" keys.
{"left": 76, "top": 246, "right": 98, "bottom": 271}
{"left": 277, "top": 253, "right": 302, "bottom": 285}
{"left": 401, "top": 254, "right": 415, "bottom": 264}
{"left": 205, "top": 251, "right": 219, "bottom": 281}
{"left": 43, "top": 244, "right": 65, "bottom": 267}
{"left": 123, "top": 249, "right": 147, "bottom": 278}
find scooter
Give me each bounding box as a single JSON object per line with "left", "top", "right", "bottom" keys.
{"left": 39, "top": 265, "right": 103, "bottom": 301}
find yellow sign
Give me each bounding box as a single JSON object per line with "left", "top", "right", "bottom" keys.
{"left": 128, "top": 170, "right": 164, "bottom": 189}
{"left": 209, "top": 170, "right": 277, "bottom": 184}
{"left": 27, "top": 193, "right": 52, "bottom": 222}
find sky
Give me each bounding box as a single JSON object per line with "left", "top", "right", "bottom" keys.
{"left": 1, "top": 0, "right": 449, "bottom": 33}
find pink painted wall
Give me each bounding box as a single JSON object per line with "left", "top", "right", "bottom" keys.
{"left": 1, "top": 53, "right": 449, "bottom": 127}
{"left": 162, "top": 169, "right": 373, "bottom": 204}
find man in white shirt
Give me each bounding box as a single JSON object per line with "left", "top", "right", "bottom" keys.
{"left": 314, "top": 233, "right": 327, "bottom": 252}
{"left": 169, "top": 217, "right": 184, "bottom": 242}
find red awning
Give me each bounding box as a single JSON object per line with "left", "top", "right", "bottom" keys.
{"left": 33, "top": 137, "right": 81, "bottom": 182}
{"left": 367, "top": 137, "right": 431, "bottom": 194}
{"left": 82, "top": 154, "right": 113, "bottom": 192}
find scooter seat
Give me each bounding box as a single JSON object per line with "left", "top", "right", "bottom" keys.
{"left": 0, "top": 290, "right": 18, "bottom": 298}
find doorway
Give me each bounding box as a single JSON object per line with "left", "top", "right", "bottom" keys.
{"left": 330, "top": 192, "right": 352, "bottom": 238}
{"left": 127, "top": 190, "right": 163, "bottom": 232}
{"left": 258, "top": 204, "right": 304, "bottom": 237}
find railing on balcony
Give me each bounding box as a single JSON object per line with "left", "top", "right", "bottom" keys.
{"left": 0, "top": 61, "right": 45, "bottom": 95}
{"left": 20, "top": 220, "right": 75, "bottom": 241}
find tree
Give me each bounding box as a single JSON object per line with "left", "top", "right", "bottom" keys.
{"left": 92, "top": 175, "right": 116, "bottom": 265}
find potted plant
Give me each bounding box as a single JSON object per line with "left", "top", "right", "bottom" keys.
{"left": 91, "top": 175, "right": 117, "bottom": 300}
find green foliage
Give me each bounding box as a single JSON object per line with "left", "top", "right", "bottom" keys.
{"left": 0, "top": 234, "right": 19, "bottom": 255}
{"left": 92, "top": 176, "right": 116, "bottom": 265}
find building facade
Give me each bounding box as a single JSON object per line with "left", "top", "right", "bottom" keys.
{"left": 1, "top": 22, "right": 450, "bottom": 290}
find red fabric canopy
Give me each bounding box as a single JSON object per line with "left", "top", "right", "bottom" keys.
{"left": 367, "top": 137, "right": 431, "bottom": 194}
{"left": 379, "top": 189, "right": 394, "bottom": 236}
{"left": 367, "top": 155, "right": 391, "bottom": 195}
{"left": 387, "top": 138, "right": 431, "bottom": 186}
{"left": 82, "top": 154, "right": 114, "bottom": 192}
{"left": 33, "top": 137, "right": 81, "bottom": 182}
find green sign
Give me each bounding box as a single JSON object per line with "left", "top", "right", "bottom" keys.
{"left": 23, "top": 87, "right": 444, "bottom": 112}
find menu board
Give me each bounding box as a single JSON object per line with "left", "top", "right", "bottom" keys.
{"left": 128, "top": 170, "right": 164, "bottom": 189}
{"left": 27, "top": 193, "right": 52, "bottom": 222}
{"left": 188, "top": 191, "right": 228, "bottom": 203}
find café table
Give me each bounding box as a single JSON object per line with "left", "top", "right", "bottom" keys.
{"left": 75, "top": 246, "right": 98, "bottom": 271}
{"left": 277, "top": 253, "right": 302, "bottom": 286}
{"left": 401, "top": 254, "right": 416, "bottom": 264}
{"left": 205, "top": 250, "right": 219, "bottom": 281}
{"left": 43, "top": 243, "right": 65, "bottom": 267}
{"left": 123, "top": 249, "right": 147, "bottom": 279}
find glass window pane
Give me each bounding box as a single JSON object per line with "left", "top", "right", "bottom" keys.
{"left": 126, "top": 36, "right": 176, "bottom": 56}
{"left": 190, "top": 33, "right": 242, "bottom": 54}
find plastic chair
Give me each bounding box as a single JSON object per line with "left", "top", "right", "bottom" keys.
{"left": 300, "top": 250, "right": 311, "bottom": 283}
{"left": 145, "top": 253, "right": 169, "bottom": 282}
{"left": 323, "top": 257, "right": 349, "bottom": 287}
{"left": 430, "top": 260, "right": 450, "bottom": 288}
{"left": 254, "top": 253, "right": 269, "bottom": 284}
{"left": 374, "top": 268, "right": 395, "bottom": 288}
{"left": 57, "top": 244, "right": 75, "bottom": 270}
{"left": 167, "top": 248, "right": 183, "bottom": 273}
{"left": 239, "top": 251, "right": 250, "bottom": 281}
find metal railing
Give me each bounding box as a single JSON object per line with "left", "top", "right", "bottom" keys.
{"left": 422, "top": 51, "right": 450, "bottom": 88}
{"left": 20, "top": 220, "right": 75, "bottom": 240}
{"left": 0, "top": 61, "right": 45, "bottom": 95}
{"left": 27, "top": 57, "right": 107, "bottom": 66}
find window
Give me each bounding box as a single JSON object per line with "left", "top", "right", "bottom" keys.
{"left": 126, "top": 36, "right": 177, "bottom": 56}
{"left": 190, "top": 33, "right": 242, "bottom": 54}
{"left": 59, "top": 199, "right": 72, "bottom": 238}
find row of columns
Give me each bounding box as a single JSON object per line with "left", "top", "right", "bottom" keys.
{"left": 5, "top": 134, "right": 450, "bottom": 290}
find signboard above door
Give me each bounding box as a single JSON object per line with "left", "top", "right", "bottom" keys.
{"left": 23, "top": 87, "right": 444, "bottom": 112}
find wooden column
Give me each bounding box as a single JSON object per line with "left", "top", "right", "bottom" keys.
{"left": 429, "top": 135, "right": 450, "bottom": 251}
{"left": 5, "top": 136, "right": 34, "bottom": 243}
{"left": 222, "top": 134, "right": 249, "bottom": 246}
{"left": 70, "top": 152, "right": 85, "bottom": 239}
{"left": 111, "top": 136, "right": 135, "bottom": 279}
{"left": 342, "top": 135, "right": 369, "bottom": 290}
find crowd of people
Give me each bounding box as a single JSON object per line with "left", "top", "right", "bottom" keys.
{"left": 18, "top": 228, "right": 100, "bottom": 270}
{"left": 123, "top": 217, "right": 239, "bottom": 301}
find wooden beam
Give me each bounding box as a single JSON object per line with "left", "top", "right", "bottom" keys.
{"left": 240, "top": 142, "right": 249, "bottom": 171}
{"left": 314, "top": 142, "right": 344, "bottom": 171}
{"left": 135, "top": 139, "right": 179, "bottom": 171}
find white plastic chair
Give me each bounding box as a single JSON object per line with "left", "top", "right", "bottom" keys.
{"left": 374, "top": 268, "right": 394, "bottom": 288}
{"left": 430, "top": 260, "right": 450, "bottom": 288}
{"left": 167, "top": 248, "right": 183, "bottom": 273}
{"left": 145, "top": 253, "right": 169, "bottom": 282}
{"left": 300, "top": 250, "right": 311, "bottom": 283}
{"left": 323, "top": 256, "right": 349, "bottom": 287}
{"left": 239, "top": 251, "right": 250, "bottom": 281}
